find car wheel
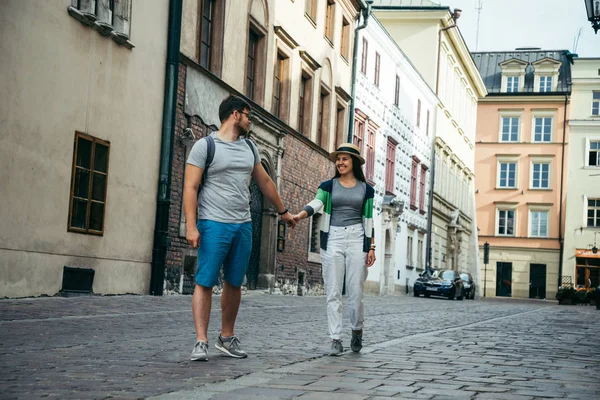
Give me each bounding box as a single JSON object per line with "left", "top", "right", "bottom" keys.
{"left": 448, "top": 289, "right": 455, "bottom": 300}
{"left": 414, "top": 290, "right": 419, "bottom": 297}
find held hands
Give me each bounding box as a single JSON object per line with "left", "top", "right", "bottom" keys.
{"left": 280, "top": 211, "right": 297, "bottom": 228}
{"left": 186, "top": 226, "right": 200, "bottom": 249}
{"left": 366, "top": 249, "right": 376, "bottom": 267}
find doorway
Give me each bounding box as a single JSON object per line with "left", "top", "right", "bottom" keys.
{"left": 496, "top": 262, "right": 512, "bottom": 297}
{"left": 247, "top": 178, "right": 263, "bottom": 290}
{"left": 529, "top": 263, "right": 546, "bottom": 299}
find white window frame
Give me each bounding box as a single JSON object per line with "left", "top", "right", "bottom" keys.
{"left": 531, "top": 112, "right": 554, "bottom": 143}
{"left": 498, "top": 112, "right": 521, "bottom": 142}
{"left": 529, "top": 157, "right": 552, "bottom": 190}
{"left": 593, "top": 91, "right": 600, "bottom": 116}
{"left": 528, "top": 206, "right": 550, "bottom": 238}
{"left": 506, "top": 76, "right": 519, "bottom": 93}
{"left": 538, "top": 76, "right": 552, "bottom": 93}
{"left": 496, "top": 205, "right": 517, "bottom": 237}
{"left": 496, "top": 156, "right": 519, "bottom": 189}
{"left": 585, "top": 138, "right": 600, "bottom": 168}
{"left": 587, "top": 198, "right": 600, "bottom": 228}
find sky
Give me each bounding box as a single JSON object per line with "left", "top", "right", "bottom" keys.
{"left": 436, "top": 0, "right": 599, "bottom": 57}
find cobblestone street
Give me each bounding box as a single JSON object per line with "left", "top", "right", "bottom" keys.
{"left": 0, "top": 293, "right": 598, "bottom": 399}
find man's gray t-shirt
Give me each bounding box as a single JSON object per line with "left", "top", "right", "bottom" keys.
{"left": 187, "top": 132, "right": 260, "bottom": 223}
{"left": 330, "top": 178, "right": 366, "bottom": 227}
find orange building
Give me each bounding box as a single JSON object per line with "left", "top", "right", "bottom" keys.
{"left": 472, "top": 49, "right": 573, "bottom": 299}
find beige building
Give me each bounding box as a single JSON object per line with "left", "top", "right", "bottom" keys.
{"left": 373, "top": 1, "right": 486, "bottom": 287}
{"left": 0, "top": 0, "right": 169, "bottom": 297}
{"left": 472, "top": 49, "right": 573, "bottom": 299}
{"left": 563, "top": 57, "right": 600, "bottom": 289}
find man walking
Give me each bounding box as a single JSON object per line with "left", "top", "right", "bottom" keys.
{"left": 184, "top": 95, "right": 295, "bottom": 361}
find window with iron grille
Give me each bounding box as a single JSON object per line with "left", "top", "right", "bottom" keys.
{"left": 68, "top": 131, "right": 110, "bottom": 235}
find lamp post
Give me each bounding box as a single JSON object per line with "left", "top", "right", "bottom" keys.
{"left": 585, "top": 0, "right": 600, "bottom": 34}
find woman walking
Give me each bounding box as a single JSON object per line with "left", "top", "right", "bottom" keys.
{"left": 293, "top": 143, "right": 376, "bottom": 355}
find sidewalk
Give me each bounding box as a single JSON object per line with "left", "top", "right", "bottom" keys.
{"left": 0, "top": 292, "right": 598, "bottom": 399}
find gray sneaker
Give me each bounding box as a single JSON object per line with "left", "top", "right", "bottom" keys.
{"left": 191, "top": 340, "right": 208, "bottom": 361}
{"left": 351, "top": 330, "right": 362, "bottom": 353}
{"left": 215, "top": 335, "right": 248, "bottom": 358}
{"left": 329, "top": 339, "right": 344, "bottom": 356}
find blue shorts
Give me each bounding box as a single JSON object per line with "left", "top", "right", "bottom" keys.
{"left": 195, "top": 219, "right": 252, "bottom": 288}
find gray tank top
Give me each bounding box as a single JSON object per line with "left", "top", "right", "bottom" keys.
{"left": 330, "top": 178, "right": 366, "bottom": 227}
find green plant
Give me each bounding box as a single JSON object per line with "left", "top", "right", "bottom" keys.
{"left": 575, "top": 289, "right": 588, "bottom": 304}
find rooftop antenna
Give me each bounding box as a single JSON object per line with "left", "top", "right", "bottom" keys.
{"left": 573, "top": 27, "right": 582, "bottom": 53}
{"left": 475, "top": 0, "right": 483, "bottom": 51}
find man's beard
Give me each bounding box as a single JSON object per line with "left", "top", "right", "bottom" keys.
{"left": 234, "top": 122, "right": 249, "bottom": 137}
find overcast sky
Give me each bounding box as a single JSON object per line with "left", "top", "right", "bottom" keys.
{"left": 439, "top": 0, "right": 599, "bottom": 57}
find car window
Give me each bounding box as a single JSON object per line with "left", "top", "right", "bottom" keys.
{"left": 440, "top": 270, "right": 455, "bottom": 280}
{"left": 460, "top": 273, "right": 470, "bottom": 281}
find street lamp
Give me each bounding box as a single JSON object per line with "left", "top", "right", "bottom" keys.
{"left": 585, "top": 0, "right": 600, "bottom": 34}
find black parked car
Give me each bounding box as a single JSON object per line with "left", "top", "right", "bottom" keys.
{"left": 460, "top": 272, "right": 476, "bottom": 300}
{"left": 414, "top": 269, "right": 464, "bottom": 300}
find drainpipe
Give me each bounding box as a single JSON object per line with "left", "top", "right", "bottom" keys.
{"left": 347, "top": 0, "right": 372, "bottom": 142}
{"left": 557, "top": 94, "right": 568, "bottom": 290}
{"left": 150, "top": 0, "right": 183, "bottom": 295}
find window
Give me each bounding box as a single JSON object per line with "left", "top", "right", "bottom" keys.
{"left": 593, "top": 92, "right": 600, "bottom": 116}
{"left": 273, "top": 54, "right": 283, "bottom": 118}
{"left": 588, "top": 199, "right": 600, "bottom": 227}
{"left": 539, "top": 76, "right": 552, "bottom": 92}
{"left": 246, "top": 30, "right": 259, "bottom": 100}
{"left": 298, "top": 72, "right": 313, "bottom": 136}
{"left": 324, "top": 0, "right": 335, "bottom": 43}
{"left": 353, "top": 110, "right": 366, "bottom": 150}
{"left": 410, "top": 157, "right": 419, "bottom": 210}
{"left": 407, "top": 233, "right": 413, "bottom": 266}
{"left": 533, "top": 117, "right": 552, "bottom": 142}
{"left": 365, "top": 122, "right": 377, "bottom": 183}
{"left": 416, "top": 99, "right": 421, "bottom": 128}
{"left": 589, "top": 141, "right": 600, "bottom": 166}
{"left": 531, "top": 162, "right": 550, "bottom": 189}
{"left": 246, "top": 24, "right": 266, "bottom": 103}
{"left": 394, "top": 75, "right": 400, "bottom": 106}
{"left": 418, "top": 236, "right": 424, "bottom": 268}
{"left": 501, "top": 117, "right": 519, "bottom": 142}
{"left": 305, "top": 0, "right": 317, "bottom": 22}
{"left": 198, "top": 0, "right": 214, "bottom": 69}
{"left": 68, "top": 0, "right": 132, "bottom": 47}
{"left": 374, "top": 52, "right": 381, "bottom": 87}
{"left": 317, "top": 86, "right": 331, "bottom": 149}
{"left": 507, "top": 76, "right": 519, "bottom": 93}
{"left": 361, "top": 38, "right": 368, "bottom": 74}
{"left": 497, "top": 209, "right": 515, "bottom": 236}
{"left": 334, "top": 102, "right": 346, "bottom": 150}
{"left": 530, "top": 210, "right": 549, "bottom": 237}
{"left": 426, "top": 110, "right": 430, "bottom": 136}
{"left": 385, "top": 139, "right": 397, "bottom": 194}
{"left": 498, "top": 162, "right": 517, "bottom": 188}
{"left": 340, "top": 17, "right": 350, "bottom": 61}
{"left": 419, "top": 165, "right": 427, "bottom": 214}
{"left": 68, "top": 132, "right": 110, "bottom": 235}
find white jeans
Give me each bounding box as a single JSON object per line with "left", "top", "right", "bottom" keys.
{"left": 321, "top": 223, "right": 368, "bottom": 340}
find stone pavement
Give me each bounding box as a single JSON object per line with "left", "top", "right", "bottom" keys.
{"left": 0, "top": 292, "right": 598, "bottom": 399}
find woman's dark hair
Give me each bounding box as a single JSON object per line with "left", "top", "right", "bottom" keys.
{"left": 219, "top": 95, "right": 251, "bottom": 122}
{"left": 333, "top": 154, "right": 366, "bottom": 182}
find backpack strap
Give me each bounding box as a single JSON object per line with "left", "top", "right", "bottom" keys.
{"left": 201, "top": 135, "right": 215, "bottom": 184}
{"left": 245, "top": 138, "right": 259, "bottom": 167}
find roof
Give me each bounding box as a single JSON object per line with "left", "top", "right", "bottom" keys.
{"left": 371, "top": 0, "right": 449, "bottom": 10}
{"left": 471, "top": 49, "right": 574, "bottom": 94}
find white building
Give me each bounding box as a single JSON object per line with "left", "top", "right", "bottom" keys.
{"left": 563, "top": 57, "right": 600, "bottom": 289}
{"left": 0, "top": 0, "right": 169, "bottom": 297}
{"left": 372, "top": 0, "right": 487, "bottom": 290}
{"left": 353, "top": 16, "right": 437, "bottom": 294}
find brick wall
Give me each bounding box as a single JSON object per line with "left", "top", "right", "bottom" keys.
{"left": 277, "top": 134, "right": 334, "bottom": 287}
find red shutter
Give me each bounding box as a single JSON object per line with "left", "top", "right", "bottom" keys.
{"left": 385, "top": 139, "right": 396, "bottom": 194}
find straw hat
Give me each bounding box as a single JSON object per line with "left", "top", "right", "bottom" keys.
{"left": 329, "top": 143, "right": 365, "bottom": 165}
